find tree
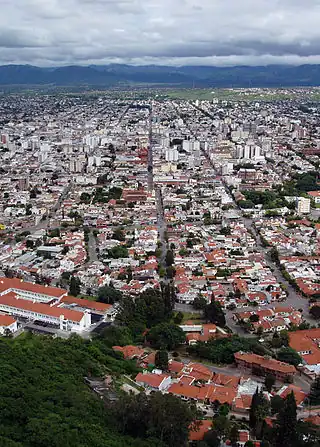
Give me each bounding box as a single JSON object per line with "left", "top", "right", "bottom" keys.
{"left": 166, "top": 266, "right": 175, "bottom": 279}
{"left": 249, "top": 388, "right": 270, "bottom": 438}
{"left": 26, "top": 240, "right": 34, "bottom": 249}
{"left": 264, "top": 374, "right": 276, "bottom": 392}
{"left": 270, "top": 395, "right": 285, "bottom": 415}
{"left": 161, "top": 283, "right": 176, "bottom": 314}
{"left": 80, "top": 192, "right": 91, "bottom": 204}
{"left": 112, "top": 228, "right": 126, "bottom": 242}
{"left": 173, "top": 311, "right": 184, "bottom": 325}
{"left": 220, "top": 226, "right": 231, "bottom": 236}
{"left": 155, "top": 350, "right": 169, "bottom": 371}
{"left": 0, "top": 332, "right": 155, "bottom": 447}
{"left": 97, "top": 285, "right": 123, "bottom": 304}
{"left": 69, "top": 276, "right": 81, "bottom": 296}
{"left": 117, "top": 289, "right": 172, "bottom": 336}
{"left": 203, "top": 430, "right": 221, "bottom": 447}
{"left": 229, "top": 424, "right": 239, "bottom": 447}
{"left": 256, "top": 326, "right": 264, "bottom": 337}
{"left": 147, "top": 323, "right": 186, "bottom": 350}
{"left": 99, "top": 325, "right": 133, "bottom": 347}
{"left": 187, "top": 336, "right": 267, "bottom": 365}
{"left": 107, "top": 246, "right": 128, "bottom": 259}
{"left": 193, "top": 295, "right": 207, "bottom": 310}
{"left": 277, "top": 347, "right": 302, "bottom": 367}
{"left": 204, "top": 300, "right": 226, "bottom": 327}
{"left": 275, "top": 391, "right": 297, "bottom": 447}
{"left": 249, "top": 314, "right": 259, "bottom": 323}
{"left": 165, "top": 250, "right": 174, "bottom": 267}
{"left": 212, "top": 414, "right": 230, "bottom": 438}
{"left": 310, "top": 305, "right": 320, "bottom": 319}
{"left": 110, "top": 392, "right": 196, "bottom": 447}
{"left": 309, "top": 376, "right": 320, "bottom": 405}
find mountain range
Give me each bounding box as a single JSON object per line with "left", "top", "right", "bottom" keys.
{"left": 1, "top": 64, "right": 320, "bottom": 88}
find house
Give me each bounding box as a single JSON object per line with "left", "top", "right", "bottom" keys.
{"left": 168, "top": 382, "right": 237, "bottom": 405}
{"left": 139, "top": 351, "right": 156, "bottom": 368}
{"left": 189, "top": 420, "right": 212, "bottom": 442}
{"left": 179, "top": 362, "right": 213, "bottom": 382}
{"left": 289, "top": 328, "right": 320, "bottom": 374}
{"left": 180, "top": 323, "right": 217, "bottom": 344}
{"left": 0, "top": 314, "right": 18, "bottom": 335}
{"left": 307, "top": 190, "right": 320, "bottom": 204}
{"left": 232, "top": 394, "right": 253, "bottom": 413}
{"left": 234, "top": 352, "right": 296, "bottom": 380}
{"left": 168, "top": 359, "right": 184, "bottom": 375}
{"left": 238, "top": 430, "right": 250, "bottom": 447}
{"left": 112, "top": 345, "right": 145, "bottom": 360}
{"left": 277, "top": 384, "right": 306, "bottom": 408}
{"left": 135, "top": 372, "right": 171, "bottom": 391}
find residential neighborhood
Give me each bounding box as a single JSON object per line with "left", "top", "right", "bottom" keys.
{"left": 0, "top": 91, "right": 319, "bottom": 446}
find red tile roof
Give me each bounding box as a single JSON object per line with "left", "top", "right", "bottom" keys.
{"left": 168, "top": 360, "right": 184, "bottom": 374}
{"left": 277, "top": 385, "right": 306, "bottom": 406}
{"left": 289, "top": 328, "right": 320, "bottom": 366}
{"left": 168, "top": 382, "right": 237, "bottom": 405}
{"left": 60, "top": 296, "right": 112, "bottom": 312}
{"left": 189, "top": 420, "right": 212, "bottom": 441}
{"left": 0, "top": 314, "right": 16, "bottom": 327}
{"left": 234, "top": 352, "right": 296, "bottom": 374}
{"left": 0, "top": 292, "right": 84, "bottom": 322}
{"left": 0, "top": 277, "right": 66, "bottom": 298}
{"left": 112, "top": 345, "right": 145, "bottom": 359}
{"left": 135, "top": 372, "right": 169, "bottom": 388}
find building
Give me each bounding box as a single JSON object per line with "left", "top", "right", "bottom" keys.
{"left": 0, "top": 292, "right": 91, "bottom": 331}
{"left": 0, "top": 314, "right": 18, "bottom": 335}
{"left": 296, "top": 197, "right": 311, "bottom": 214}
{"left": 0, "top": 278, "right": 67, "bottom": 304}
{"left": 18, "top": 177, "right": 30, "bottom": 191}
{"left": 234, "top": 351, "right": 296, "bottom": 380}
{"left": 135, "top": 372, "right": 171, "bottom": 391}
{"left": 179, "top": 323, "right": 217, "bottom": 344}
{"left": 59, "top": 295, "right": 114, "bottom": 318}
{"left": 165, "top": 147, "right": 179, "bottom": 162}
{"left": 112, "top": 345, "right": 145, "bottom": 360}
{"left": 37, "top": 245, "right": 63, "bottom": 258}
{"left": 289, "top": 328, "right": 320, "bottom": 375}
{"left": 189, "top": 420, "right": 212, "bottom": 442}
{"left": 307, "top": 190, "right": 320, "bottom": 204}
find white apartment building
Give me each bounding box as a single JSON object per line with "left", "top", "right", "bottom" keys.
{"left": 296, "top": 197, "right": 311, "bottom": 214}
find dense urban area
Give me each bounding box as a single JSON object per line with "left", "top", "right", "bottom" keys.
{"left": 0, "top": 88, "right": 320, "bottom": 447}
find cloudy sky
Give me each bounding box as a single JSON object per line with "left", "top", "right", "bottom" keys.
{"left": 1, "top": 0, "right": 320, "bottom": 66}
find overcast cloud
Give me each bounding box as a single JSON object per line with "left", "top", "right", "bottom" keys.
{"left": 1, "top": 0, "right": 320, "bottom": 66}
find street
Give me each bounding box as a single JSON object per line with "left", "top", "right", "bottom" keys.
{"left": 87, "top": 231, "right": 98, "bottom": 262}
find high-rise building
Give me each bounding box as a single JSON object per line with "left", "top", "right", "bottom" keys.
{"left": 18, "top": 177, "right": 29, "bottom": 191}
{"left": 165, "top": 147, "right": 179, "bottom": 162}
{"left": 296, "top": 197, "right": 311, "bottom": 214}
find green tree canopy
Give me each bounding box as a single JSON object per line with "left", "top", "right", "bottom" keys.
{"left": 277, "top": 347, "right": 302, "bottom": 367}
{"left": 147, "top": 323, "right": 186, "bottom": 350}
{"left": 203, "top": 300, "right": 226, "bottom": 327}
{"left": 69, "top": 276, "right": 81, "bottom": 296}
{"left": 155, "top": 350, "right": 169, "bottom": 371}
{"left": 97, "top": 285, "right": 123, "bottom": 304}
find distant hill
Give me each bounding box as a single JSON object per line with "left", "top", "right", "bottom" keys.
{"left": 1, "top": 64, "right": 320, "bottom": 87}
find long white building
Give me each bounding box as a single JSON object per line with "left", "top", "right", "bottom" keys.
{"left": 0, "top": 278, "right": 67, "bottom": 303}
{"left": 0, "top": 292, "right": 91, "bottom": 331}
{"left": 0, "top": 278, "right": 91, "bottom": 331}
